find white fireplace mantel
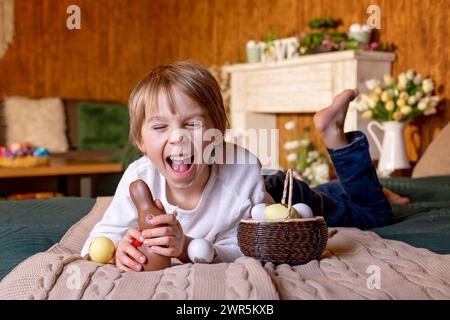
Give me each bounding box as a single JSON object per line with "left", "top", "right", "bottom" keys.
{"left": 223, "top": 50, "right": 396, "bottom": 160}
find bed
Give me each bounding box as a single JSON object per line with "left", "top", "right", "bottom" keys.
{"left": 0, "top": 176, "right": 449, "bottom": 299}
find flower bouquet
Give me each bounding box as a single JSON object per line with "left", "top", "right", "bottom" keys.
{"left": 283, "top": 125, "right": 330, "bottom": 186}
{"left": 356, "top": 70, "right": 441, "bottom": 121}
{"left": 356, "top": 70, "right": 441, "bottom": 176}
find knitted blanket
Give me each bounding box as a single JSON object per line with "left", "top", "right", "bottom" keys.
{"left": 1, "top": 197, "right": 449, "bottom": 300}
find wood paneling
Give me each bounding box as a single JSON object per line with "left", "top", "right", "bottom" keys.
{"left": 0, "top": 0, "right": 449, "bottom": 167}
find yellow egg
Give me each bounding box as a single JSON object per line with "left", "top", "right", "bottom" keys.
{"left": 89, "top": 236, "right": 116, "bottom": 264}
{"left": 264, "top": 204, "right": 299, "bottom": 220}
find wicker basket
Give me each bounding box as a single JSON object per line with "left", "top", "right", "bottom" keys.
{"left": 237, "top": 169, "right": 328, "bottom": 266}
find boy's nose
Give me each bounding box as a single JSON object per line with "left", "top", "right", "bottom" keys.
{"left": 168, "top": 128, "right": 190, "bottom": 145}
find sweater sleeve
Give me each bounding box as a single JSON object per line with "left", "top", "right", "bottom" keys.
{"left": 213, "top": 163, "right": 267, "bottom": 263}
{"left": 80, "top": 167, "right": 139, "bottom": 257}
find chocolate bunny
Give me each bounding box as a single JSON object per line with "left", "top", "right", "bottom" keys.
{"left": 129, "top": 179, "right": 171, "bottom": 271}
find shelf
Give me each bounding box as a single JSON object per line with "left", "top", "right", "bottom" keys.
{"left": 0, "top": 151, "right": 123, "bottom": 178}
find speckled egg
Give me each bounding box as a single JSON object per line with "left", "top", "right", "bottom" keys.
{"left": 188, "top": 238, "right": 214, "bottom": 264}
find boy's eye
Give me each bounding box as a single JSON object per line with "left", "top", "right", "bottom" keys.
{"left": 186, "top": 121, "right": 202, "bottom": 129}
{"left": 152, "top": 124, "right": 167, "bottom": 130}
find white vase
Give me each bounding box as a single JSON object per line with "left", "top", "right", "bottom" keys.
{"left": 367, "top": 120, "right": 410, "bottom": 177}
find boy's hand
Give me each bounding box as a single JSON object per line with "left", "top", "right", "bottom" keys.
{"left": 141, "top": 214, "right": 187, "bottom": 259}
{"left": 115, "top": 228, "right": 147, "bottom": 272}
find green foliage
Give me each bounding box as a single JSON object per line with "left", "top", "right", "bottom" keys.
{"left": 308, "top": 17, "right": 338, "bottom": 29}
{"left": 263, "top": 27, "right": 278, "bottom": 53}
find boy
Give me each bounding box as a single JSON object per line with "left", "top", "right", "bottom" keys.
{"left": 81, "top": 61, "right": 392, "bottom": 272}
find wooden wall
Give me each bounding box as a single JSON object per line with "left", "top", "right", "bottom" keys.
{"left": 1, "top": 0, "right": 449, "bottom": 167}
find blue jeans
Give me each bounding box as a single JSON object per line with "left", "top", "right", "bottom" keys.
{"left": 264, "top": 131, "right": 392, "bottom": 229}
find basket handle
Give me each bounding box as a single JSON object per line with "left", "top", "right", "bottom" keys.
{"left": 281, "top": 169, "right": 293, "bottom": 219}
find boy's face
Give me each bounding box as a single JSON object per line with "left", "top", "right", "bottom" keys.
{"left": 138, "top": 86, "right": 216, "bottom": 190}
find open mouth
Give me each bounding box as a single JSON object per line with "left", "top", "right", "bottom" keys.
{"left": 166, "top": 154, "right": 195, "bottom": 175}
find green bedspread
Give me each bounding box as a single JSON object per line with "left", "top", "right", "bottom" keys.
{"left": 373, "top": 176, "right": 450, "bottom": 255}
{"left": 1, "top": 176, "right": 449, "bottom": 280}
{"left": 0, "top": 197, "right": 95, "bottom": 279}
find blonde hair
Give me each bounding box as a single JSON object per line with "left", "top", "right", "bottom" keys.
{"left": 128, "top": 61, "right": 228, "bottom": 147}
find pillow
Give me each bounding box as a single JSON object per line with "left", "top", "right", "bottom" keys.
{"left": 3, "top": 96, "right": 69, "bottom": 152}
{"left": 412, "top": 121, "right": 450, "bottom": 177}
{"left": 77, "top": 101, "right": 129, "bottom": 151}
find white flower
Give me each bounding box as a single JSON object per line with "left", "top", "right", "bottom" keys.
{"left": 368, "top": 98, "right": 377, "bottom": 109}
{"left": 406, "top": 69, "right": 415, "bottom": 80}
{"left": 362, "top": 110, "right": 373, "bottom": 119}
{"left": 385, "top": 100, "right": 395, "bottom": 111}
{"left": 422, "top": 78, "right": 434, "bottom": 94}
{"left": 429, "top": 96, "right": 440, "bottom": 108}
{"left": 417, "top": 100, "right": 428, "bottom": 111}
{"left": 370, "top": 92, "right": 380, "bottom": 102}
{"left": 284, "top": 120, "right": 296, "bottom": 130}
{"left": 383, "top": 74, "right": 394, "bottom": 86}
{"left": 393, "top": 111, "right": 403, "bottom": 121}
{"left": 424, "top": 107, "right": 437, "bottom": 116}
{"left": 299, "top": 139, "right": 310, "bottom": 147}
{"left": 311, "top": 163, "right": 330, "bottom": 185}
{"left": 400, "top": 106, "right": 413, "bottom": 115}
{"left": 361, "top": 93, "right": 371, "bottom": 103}
{"left": 415, "top": 91, "right": 423, "bottom": 99}
{"left": 397, "top": 98, "right": 406, "bottom": 107}
{"left": 399, "top": 92, "right": 409, "bottom": 100}
{"left": 356, "top": 99, "right": 368, "bottom": 111}
{"left": 407, "top": 96, "right": 417, "bottom": 106}
{"left": 373, "top": 86, "right": 382, "bottom": 96}
{"left": 413, "top": 74, "right": 423, "bottom": 85}
{"left": 307, "top": 151, "right": 320, "bottom": 163}
{"left": 365, "top": 79, "right": 380, "bottom": 91}
{"left": 303, "top": 167, "right": 312, "bottom": 179}
{"left": 284, "top": 140, "right": 301, "bottom": 150}
{"left": 398, "top": 73, "right": 408, "bottom": 90}
{"left": 287, "top": 152, "right": 297, "bottom": 162}
{"left": 381, "top": 90, "right": 393, "bottom": 102}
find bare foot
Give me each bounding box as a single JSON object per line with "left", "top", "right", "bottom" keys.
{"left": 383, "top": 187, "right": 411, "bottom": 204}
{"left": 313, "top": 89, "right": 358, "bottom": 149}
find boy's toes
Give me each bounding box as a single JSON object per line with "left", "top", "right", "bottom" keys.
{"left": 331, "top": 89, "right": 358, "bottom": 107}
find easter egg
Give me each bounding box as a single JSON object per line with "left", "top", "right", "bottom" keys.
{"left": 264, "top": 204, "right": 299, "bottom": 220}
{"left": 89, "top": 236, "right": 116, "bottom": 264}
{"left": 188, "top": 238, "right": 214, "bottom": 264}
{"left": 292, "top": 203, "right": 314, "bottom": 218}
{"left": 251, "top": 203, "right": 266, "bottom": 220}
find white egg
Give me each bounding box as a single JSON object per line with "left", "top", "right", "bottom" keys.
{"left": 292, "top": 203, "right": 314, "bottom": 218}
{"left": 188, "top": 238, "right": 214, "bottom": 264}
{"left": 251, "top": 203, "right": 266, "bottom": 220}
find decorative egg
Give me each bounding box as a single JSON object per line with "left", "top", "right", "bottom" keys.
{"left": 292, "top": 203, "right": 314, "bottom": 218}
{"left": 188, "top": 238, "right": 214, "bottom": 264}
{"left": 9, "top": 143, "right": 20, "bottom": 153}
{"left": 251, "top": 203, "right": 266, "bottom": 220}
{"left": 89, "top": 236, "right": 116, "bottom": 264}
{"left": 264, "top": 203, "right": 300, "bottom": 220}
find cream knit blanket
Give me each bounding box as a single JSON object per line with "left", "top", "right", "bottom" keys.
{"left": 1, "top": 197, "right": 449, "bottom": 299}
